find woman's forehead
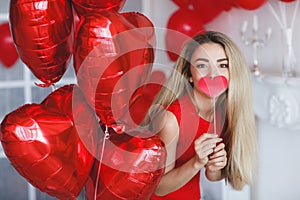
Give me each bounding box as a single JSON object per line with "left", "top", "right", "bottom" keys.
{"left": 191, "top": 43, "right": 227, "bottom": 61}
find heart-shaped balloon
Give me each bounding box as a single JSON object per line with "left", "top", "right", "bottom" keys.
{"left": 72, "top": 0, "right": 126, "bottom": 17}
{"left": 85, "top": 126, "right": 166, "bottom": 200}
{"left": 0, "top": 85, "right": 99, "bottom": 199}
{"left": 9, "top": 0, "right": 74, "bottom": 87}
{"left": 74, "top": 11, "right": 155, "bottom": 127}
{"left": 198, "top": 75, "right": 228, "bottom": 98}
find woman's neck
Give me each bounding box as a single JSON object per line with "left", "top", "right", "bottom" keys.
{"left": 193, "top": 89, "right": 215, "bottom": 122}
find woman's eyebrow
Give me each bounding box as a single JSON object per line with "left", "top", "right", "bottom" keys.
{"left": 217, "top": 58, "right": 228, "bottom": 62}
{"left": 194, "top": 58, "right": 209, "bottom": 62}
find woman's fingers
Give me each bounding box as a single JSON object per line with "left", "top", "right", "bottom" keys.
{"left": 213, "top": 142, "right": 225, "bottom": 153}
{"left": 194, "top": 134, "right": 223, "bottom": 165}
{"left": 210, "top": 144, "right": 226, "bottom": 157}
{"left": 209, "top": 146, "right": 227, "bottom": 164}
{"left": 205, "top": 143, "right": 227, "bottom": 171}
{"left": 195, "top": 137, "right": 222, "bottom": 154}
{"left": 194, "top": 133, "right": 218, "bottom": 144}
{"left": 209, "top": 153, "right": 226, "bottom": 162}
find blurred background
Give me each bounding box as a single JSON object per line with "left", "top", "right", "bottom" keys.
{"left": 1, "top": 0, "right": 300, "bottom": 199}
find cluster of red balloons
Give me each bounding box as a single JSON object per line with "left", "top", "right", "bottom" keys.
{"left": 1, "top": 0, "right": 167, "bottom": 199}
{"left": 0, "top": 22, "right": 19, "bottom": 68}
{"left": 166, "top": 0, "right": 269, "bottom": 61}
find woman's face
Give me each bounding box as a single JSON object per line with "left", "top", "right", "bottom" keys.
{"left": 189, "top": 42, "right": 229, "bottom": 97}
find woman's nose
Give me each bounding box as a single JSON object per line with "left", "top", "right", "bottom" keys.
{"left": 208, "top": 65, "right": 219, "bottom": 78}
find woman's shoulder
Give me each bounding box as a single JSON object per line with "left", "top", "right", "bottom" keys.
{"left": 151, "top": 108, "right": 179, "bottom": 140}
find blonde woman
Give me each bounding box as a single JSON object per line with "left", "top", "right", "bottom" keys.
{"left": 147, "top": 31, "right": 257, "bottom": 199}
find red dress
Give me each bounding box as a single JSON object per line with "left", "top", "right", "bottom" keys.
{"left": 151, "top": 94, "right": 217, "bottom": 200}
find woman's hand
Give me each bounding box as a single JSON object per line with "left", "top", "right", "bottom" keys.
{"left": 206, "top": 142, "right": 227, "bottom": 172}
{"left": 194, "top": 133, "right": 223, "bottom": 167}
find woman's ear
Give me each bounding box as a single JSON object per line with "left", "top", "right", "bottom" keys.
{"left": 189, "top": 77, "right": 193, "bottom": 83}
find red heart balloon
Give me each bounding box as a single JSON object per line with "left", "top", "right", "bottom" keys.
{"left": 85, "top": 126, "right": 166, "bottom": 200}
{"left": 0, "top": 85, "right": 99, "bottom": 199}
{"left": 9, "top": 0, "right": 74, "bottom": 87}
{"left": 74, "top": 11, "right": 155, "bottom": 127}
{"left": 0, "top": 22, "right": 19, "bottom": 67}
{"left": 72, "top": 0, "right": 126, "bottom": 17}
{"left": 198, "top": 76, "right": 228, "bottom": 98}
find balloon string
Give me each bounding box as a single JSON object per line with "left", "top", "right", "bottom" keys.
{"left": 267, "top": 2, "right": 284, "bottom": 28}
{"left": 51, "top": 84, "right": 56, "bottom": 92}
{"left": 93, "top": 125, "right": 110, "bottom": 200}
{"left": 291, "top": 0, "right": 299, "bottom": 30}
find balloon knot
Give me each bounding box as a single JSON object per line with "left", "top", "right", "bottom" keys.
{"left": 34, "top": 82, "right": 55, "bottom": 88}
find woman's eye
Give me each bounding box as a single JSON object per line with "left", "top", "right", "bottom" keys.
{"left": 220, "top": 64, "right": 228, "bottom": 68}
{"left": 196, "top": 64, "right": 207, "bottom": 68}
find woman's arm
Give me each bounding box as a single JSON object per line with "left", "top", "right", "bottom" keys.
{"left": 154, "top": 111, "right": 222, "bottom": 196}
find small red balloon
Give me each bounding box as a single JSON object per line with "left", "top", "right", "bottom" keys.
{"left": 85, "top": 126, "right": 166, "bottom": 200}
{"left": 166, "top": 8, "right": 206, "bottom": 61}
{"left": 0, "top": 85, "right": 99, "bottom": 199}
{"left": 9, "top": 0, "right": 74, "bottom": 87}
{"left": 192, "top": 0, "right": 226, "bottom": 24}
{"left": 171, "top": 0, "right": 193, "bottom": 8}
{"left": 0, "top": 22, "right": 19, "bottom": 68}
{"left": 235, "top": 0, "right": 267, "bottom": 10}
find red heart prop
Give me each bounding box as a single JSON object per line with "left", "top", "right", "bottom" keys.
{"left": 74, "top": 11, "right": 155, "bottom": 127}
{"left": 198, "top": 76, "right": 228, "bottom": 98}
{"left": 9, "top": 0, "right": 74, "bottom": 87}
{"left": 0, "top": 85, "right": 99, "bottom": 199}
{"left": 0, "top": 22, "right": 19, "bottom": 67}
{"left": 72, "top": 0, "right": 126, "bottom": 17}
{"left": 85, "top": 126, "right": 166, "bottom": 200}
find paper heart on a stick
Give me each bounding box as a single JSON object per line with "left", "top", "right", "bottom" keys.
{"left": 198, "top": 75, "right": 228, "bottom": 98}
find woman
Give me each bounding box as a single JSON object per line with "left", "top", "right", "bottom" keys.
{"left": 146, "top": 31, "right": 257, "bottom": 199}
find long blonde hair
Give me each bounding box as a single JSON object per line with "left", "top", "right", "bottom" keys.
{"left": 146, "top": 31, "right": 257, "bottom": 190}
